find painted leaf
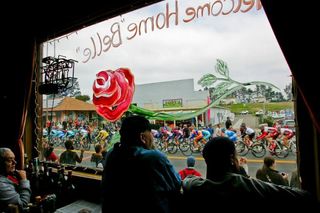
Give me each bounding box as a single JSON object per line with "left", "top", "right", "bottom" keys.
{"left": 197, "top": 74, "right": 217, "bottom": 88}
{"left": 215, "top": 59, "right": 229, "bottom": 77}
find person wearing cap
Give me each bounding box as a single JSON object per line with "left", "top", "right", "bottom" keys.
{"left": 182, "top": 137, "right": 312, "bottom": 211}
{"left": 59, "top": 140, "right": 84, "bottom": 165}
{"left": 101, "top": 115, "right": 181, "bottom": 213}
{"left": 179, "top": 156, "right": 202, "bottom": 180}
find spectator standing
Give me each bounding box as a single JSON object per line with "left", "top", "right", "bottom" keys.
{"left": 179, "top": 156, "right": 202, "bottom": 180}
{"left": 59, "top": 140, "right": 84, "bottom": 165}
{"left": 101, "top": 116, "right": 181, "bottom": 213}
{"left": 225, "top": 117, "right": 232, "bottom": 129}
{"left": 43, "top": 143, "right": 58, "bottom": 162}
{"left": 90, "top": 144, "right": 103, "bottom": 167}
{"left": 214, "top": 123, "right": 222, "bottom": 137}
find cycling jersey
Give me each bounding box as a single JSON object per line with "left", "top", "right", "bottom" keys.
{"left": 267, "top": 127, "right": 279, "bottom": 139}
{"left": 97, "top": 130, "right": 109, "bottom": 140}
{"left": 245, "top": 127, "right": 255, "bottom": 135}
{"left": 191, "top": 130, "right": 203, "bottom": 142}
{"left": 201, "top": 130, "right": 211, "bottom": 141}
{"left": 225, "top": 130, "right": 237, "bottom": 142}
{"left": 280, "top": 128, "right": 294, "bottom": 139}
{"left": 256, "top": 129, "right": 268, "bottom": 140}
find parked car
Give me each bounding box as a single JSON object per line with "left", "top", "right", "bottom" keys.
{"left": 255, "top": 109, "right": 264, "bottom": 116}
{"left": 240, "top": 110, "right": 249, "bottom": 115}
{"left": 282, "top": 119, "right": 295, "bottom": 132}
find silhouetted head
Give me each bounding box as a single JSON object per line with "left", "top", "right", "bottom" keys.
{"left": 120, "top": 116, "right": 153, "bottom": 149}
{"left": 263, "top": 156, "right": 275, "bottom": 168}
{"left": 202, "top": 137, "right": 239, "bottom": 180}
{"left": 65, "top": 140, "right": 74, "bottom": 150}
{"left": 95, "top": 144, "right": 103, "bottom": 153}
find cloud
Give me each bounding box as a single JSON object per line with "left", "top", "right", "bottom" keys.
{"left": 45, "top": 0, "right": 291, "bottom": 96}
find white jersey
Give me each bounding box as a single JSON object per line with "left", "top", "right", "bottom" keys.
{"left": 245, "top": 127, "right": 255, "bottom": 135}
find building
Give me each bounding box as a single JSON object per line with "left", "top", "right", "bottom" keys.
{"left": 43, "top": 97, "right": 97, "bottom": 124}
{"left": 132, "top": 79, "right": 231, "bottom": 127}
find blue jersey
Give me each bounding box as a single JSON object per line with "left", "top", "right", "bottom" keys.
{"left": 225, "top": 130, "right": 237, "bottom": 142}
{"left": 201, "top": 130, "right": 211, "bottom": 140}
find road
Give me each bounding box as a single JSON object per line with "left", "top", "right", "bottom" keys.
{"left": 167, "top": 152, "right": 297, "bottom": 180}
{"left": 54, "top": 147, "right": 297, "bottom": 180}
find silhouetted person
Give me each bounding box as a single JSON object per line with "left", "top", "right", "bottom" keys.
{"left": 256, "top": 156, "right": 289, "bottom": 186}
{"left": 225, "top": 117, "right": 232, "bottom": 129}
{"left": 182, "top": 137, "right": 312, "bottom": 211}
{"left": 59, "top": 140, "right": 84, "bottom": 165}
{"left": 101, "top": 116, "right": 181, "bottom": 213}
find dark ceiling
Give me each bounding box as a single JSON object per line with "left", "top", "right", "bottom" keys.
{"left": 5, "top": 0, "right": 162, "bottom": 42}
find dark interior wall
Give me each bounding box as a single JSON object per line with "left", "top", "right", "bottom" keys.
{"left": 1, "top": 0, "right": 319, "bottom": 200}
{"left": 261, "top": 0, "right": 320, "bottom": 199}
{"left": 1, "top": 0, "right": 161, "bottom": 161}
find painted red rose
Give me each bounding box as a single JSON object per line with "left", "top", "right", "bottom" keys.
{"left": 92, "top": 68, "right": 135, "bottom": 122}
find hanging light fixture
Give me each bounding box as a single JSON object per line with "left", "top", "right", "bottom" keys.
{"left": 39, "top": 55, "right": 78, "bottom": 94}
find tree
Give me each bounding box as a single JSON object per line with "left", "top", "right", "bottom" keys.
{"left": 265, "top": 86, "right": 273, "bottom": 101}
{"left": 75, "top": 95, "right": 90, "bottom": 102}
{"left": 284, "top": 83, "right": 292, "bottom": 101}
{"left": 60, "top": 78, "right": 81, "bottom": 97}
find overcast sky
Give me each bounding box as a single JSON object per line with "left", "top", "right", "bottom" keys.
{"left": 44, "top": 0, "right": 291, "bottom": 97}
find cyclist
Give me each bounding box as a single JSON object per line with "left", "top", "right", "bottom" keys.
{"left": 222, "top": 127, "right": 237, "bottom": 143}
{"left": 278, "top": 127, "right": 294, "bottom": 147}
{"left": 256, "top": 125, "right": 278, "bottom": 153}
{"left": 96, "top": 129, "right": 109, "bottom": 148}
{"left": 159, "top": 126, "right": 172, "bottom": 152}
{"left": 240, "top": 123, "right": 255, "bottom": 141}
{"left": 190, "top": 128, "right": 203, "bottom": 151}
{"left": 182, "top": 124, "right": 190, "bottom": 139}
{"left": 201, "top": 129, "right": 211, "bottom": 142}
{"left": 190, "top": 128, "right": 210, "bottom": 151}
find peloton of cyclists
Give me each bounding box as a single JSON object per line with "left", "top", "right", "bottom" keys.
{"left": 190, "top": 126, "right": 211, "bottom": 151}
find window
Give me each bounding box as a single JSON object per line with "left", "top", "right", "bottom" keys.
{"left": 39, "top": 0, "right": 295, "bottom": 178}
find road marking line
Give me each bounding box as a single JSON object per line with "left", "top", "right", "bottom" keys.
{"left": 166, "top": 155, "right": 296, "bottom": 164}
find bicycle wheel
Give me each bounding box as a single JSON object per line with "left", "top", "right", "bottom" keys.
{"left": 179, "top": 139, "right": 192, "bottom": 156}
{"left": 167, "top": 142, "right": 178, "bottom": 154}
{"left": 275, "top": 146, "right": 289, "bottom": 158}
{"left": 190, "top": 140, "right": 201, "bottom": 154}
{"left": 178, "top": 138, "right": 190, "bottom": 152}
{"left": 251, "top": 144, "right": 266, "bottom": 158}
{"left": 236, "top": 141, "right": 249, "bottom": 156}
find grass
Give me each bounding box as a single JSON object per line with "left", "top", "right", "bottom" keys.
{"left": 222, "top": 101, "right": 294, "bottom": 114}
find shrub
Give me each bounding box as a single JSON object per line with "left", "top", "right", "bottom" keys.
{"left": 259, "top": 115, "right": 274, "bottom": 126}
